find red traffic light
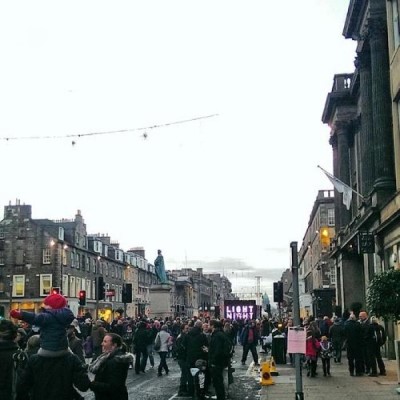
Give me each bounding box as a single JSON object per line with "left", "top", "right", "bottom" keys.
{"left": 78, "top": 290, "right": 86, "bottom": 306}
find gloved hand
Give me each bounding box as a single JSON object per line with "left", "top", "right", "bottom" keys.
{"left": 10, "top": 309, "right": 22, "bottom": 319}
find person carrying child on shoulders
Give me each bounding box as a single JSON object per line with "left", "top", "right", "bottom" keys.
{"left": 319, "top": 335, "right": 333, "bottom": 377}
{"left": 10, "top": 292, "right": 74, "bottom": 356}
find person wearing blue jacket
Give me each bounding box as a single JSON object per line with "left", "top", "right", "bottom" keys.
{"left": 10, "top": 293, "right": 74, "bottom": 355}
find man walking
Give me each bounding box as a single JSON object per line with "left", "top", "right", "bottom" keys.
{"left": 240, "top": 320, "right": 259, "bottom": 366}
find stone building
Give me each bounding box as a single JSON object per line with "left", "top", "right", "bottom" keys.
{"left": 321, "top": 0, "right": 400, "bottom": 357}
{"left": 297, "top": 191, "right": 336, "bottom": 319}
{"left": 0, "top": 202, "right": 133, "bottom": 320}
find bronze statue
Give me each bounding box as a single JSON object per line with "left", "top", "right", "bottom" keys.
{"left": 154, "top": 249, "right": 168, "bottom": 284}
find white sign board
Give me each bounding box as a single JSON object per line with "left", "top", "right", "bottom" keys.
{"left": 287, "top": 326, "right": 306, "bottom": 354}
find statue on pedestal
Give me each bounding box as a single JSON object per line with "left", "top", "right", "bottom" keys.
{"left": 154, "top": 249, "right": 168, "bottom": 284}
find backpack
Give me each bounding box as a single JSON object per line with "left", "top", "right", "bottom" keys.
{"left": 154, "top": 333, "right": 161, "bottom": 351}
{"left": 374, "top": 325, "right": 386, "bottom": 346}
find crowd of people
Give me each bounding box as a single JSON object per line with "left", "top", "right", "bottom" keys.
{"left": 0, "top": 293, "right": 257, "bottom": 400}
{"left": 0, "top": 294, "right": 389, "bottom": 400}
{"left": 300, "top": 310, "right": 387, "bottom": 379}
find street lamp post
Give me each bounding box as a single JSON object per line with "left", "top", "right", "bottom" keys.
{"left": 290, "top": 241, "right": 304, "bottom": 400}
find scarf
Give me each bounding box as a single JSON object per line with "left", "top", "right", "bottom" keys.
{"left": 89, "top": 351, "right": 111, "bottom": 374}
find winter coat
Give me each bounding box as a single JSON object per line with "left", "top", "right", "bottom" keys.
{"left": 16, "top": 352, "right": 90, "bottom": 400}
{"left": 133, "top": 325, "right": 150, "bottom": 351}
{"left": 329, "top": 321, "right": 345, "bottom": 346}
{"left": 209, "top": 329, "right": 231, "bottom": 367}
{"left": 91, "top": 325, "right": 106, "bottom": 348}
{"left": 344, "top": 319, "right": 362, "bottom": 350}
{"left": 182, "top": 326, "right": 209, "bottom": 366}
{"left": 68, "top": 336, "right": 85, "bottom": 363}
{"left": 0, "top": 340, "right": 19, "bottom": 400}
{"left": 90, "top": 348, "right": 133, "bottom": 400}
{"left": 319, "top": 340, "right": 333, "bottom": 359}
{"left": 240, "top": 324, "right": 259, "bottom": 346}
{"left": 155, "top": 330, "right": 172, "bottom": 352}
{"left": 305, "top": 337, "right": 319, "bottom": 361}
{"left": 20, "top": 308, "right": 74, "bottom": 351}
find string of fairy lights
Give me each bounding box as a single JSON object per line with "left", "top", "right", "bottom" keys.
{"left": 0, "top": 113, "right": 219, "bottom": 144}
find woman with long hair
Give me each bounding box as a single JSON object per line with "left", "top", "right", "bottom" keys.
{"left": 89, "top": 333, "right": 134, "bottom": 400}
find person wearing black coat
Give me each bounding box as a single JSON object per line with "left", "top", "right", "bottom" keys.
{"left": 371, "top": 317, "right": 386, "bottom": 376}
{"left": 16, "top": 351, "right": 90, "bottom": 400}
{"left": 344, "top": 314, "right": 364, "bottom": 376}
{"left": 209, "top": 320, "right": 230, "bottom": 400}
{"left": 182, "top": 320, "right": 209, "bottom": 396}
{"left": 132, "top": 321, "right": 149, "bottom": 374}
{"left": 240, "top": 320, "right": 259, "bottom": 365}
{"left": 0, "top": 319, "right": 19, "bottom": 400}
{"left": 359, "top": 311, "right": 378, "bottom": 376}
{"left": 89, "top": 333, "right": 133, "bottom": 400}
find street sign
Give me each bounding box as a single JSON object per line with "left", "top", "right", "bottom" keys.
{"left": 358, "top": 231, "right": 374, "bottom": 254}
{"left": 105, "top": 289, "right": 115, "bottom": 297}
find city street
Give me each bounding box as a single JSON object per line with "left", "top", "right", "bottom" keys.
{"left": 81, "top": 345, "right": 261, "bottom": 400}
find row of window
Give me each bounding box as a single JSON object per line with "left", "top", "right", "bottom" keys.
{"left": 12, "top": 274, "right": 124, "bottom": 302}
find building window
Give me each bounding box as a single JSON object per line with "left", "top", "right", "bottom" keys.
{"left": 76, "top": 277, "right": 81, "bottom": 295}
{"left": 330, "top": 265, "right": 336, "bottom": 285}
{"left": 327, "top": 209, "right": 335, "bottom": 226}
{"left": 86, "top": 279, "right": 91, "bottom": 299}
{"left": 0, "top": 250, "right": 4, "bottom": 265}
{"left": 42, "top": 248, "right": 51, "bottom": 264}
{"left": 13, "top": 275, "right": 25, "bottom": 297}
{"left": 0, "top": 226, "right": 4, "bottom": 239}
{"left": 62, "top": 274, "right": 69, "bottom": 294}
{"left": 40, "top": 274, "right": 52, "bottom": 296}
{"left": 70, "top": 276, "right": 76, "bottom": 297}
{"left": 58, "top": 227, "right": 64, "bottom": 241}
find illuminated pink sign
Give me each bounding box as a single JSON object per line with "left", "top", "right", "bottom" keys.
{"left": 224, "top": 300, "right": 257, "bottom": 320}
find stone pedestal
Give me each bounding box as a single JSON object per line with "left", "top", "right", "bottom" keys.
{"left": 149, "top": 284, "right": 172, "bottom": 319}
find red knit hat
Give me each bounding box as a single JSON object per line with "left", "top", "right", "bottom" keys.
{"left": 44, "top": 293, "right": 67, "bottom": 309}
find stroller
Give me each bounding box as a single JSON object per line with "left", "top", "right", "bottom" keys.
{"left": 190, "top": 359, "right": 208, "bottom": 400}
{"left": 261, "top": 334, "right": 273, "bottom": 354}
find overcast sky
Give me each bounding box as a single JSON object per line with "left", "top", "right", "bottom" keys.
{"left": 0, "top": 1, "right": 356, "bottom": 298}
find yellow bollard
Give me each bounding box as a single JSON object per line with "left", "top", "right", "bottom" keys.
{"left": 269, "top": 356, "right": 279, "bottom": 376}
{"left": 260, "top": 361, "right": 274, "bottom": 386}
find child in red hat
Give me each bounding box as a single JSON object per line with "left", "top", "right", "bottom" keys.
{"left": 10, "top": 293, "right": 74, "bottom": 356}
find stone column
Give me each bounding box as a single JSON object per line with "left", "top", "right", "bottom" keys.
{"left": 335, "top": 121, "right": 352, "bottom": 227}
{"left": 355, "top": 51, "right": 375, "bottom": 195}
{"left": 368, "top": 17, "right": 395, "bottom": 189}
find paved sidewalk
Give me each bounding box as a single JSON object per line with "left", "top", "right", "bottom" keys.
{"left": 258, "top": 354, "right": 400, "bottom": 400}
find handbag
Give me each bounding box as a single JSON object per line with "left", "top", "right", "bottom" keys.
{"left": 154, "top": 333, "right": 161, "bottom": 351}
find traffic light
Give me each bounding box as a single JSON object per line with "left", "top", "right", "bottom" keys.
{"left": 273, "top": 281, "right": 283, "bottom": 303}
{"left": 78, "top": 290, "right": 86, "bottom": 306}
{"left": 51, "top": 287, "right": 60, "bottom": 295}
{"left": 96, "top": 277, "right": 105, "bottom": 300}
{"left": 122, "top": 283, "right": 132, "bottom": 303}
{"left": 320, "top": 226, "right": 330, "bottom": 247}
